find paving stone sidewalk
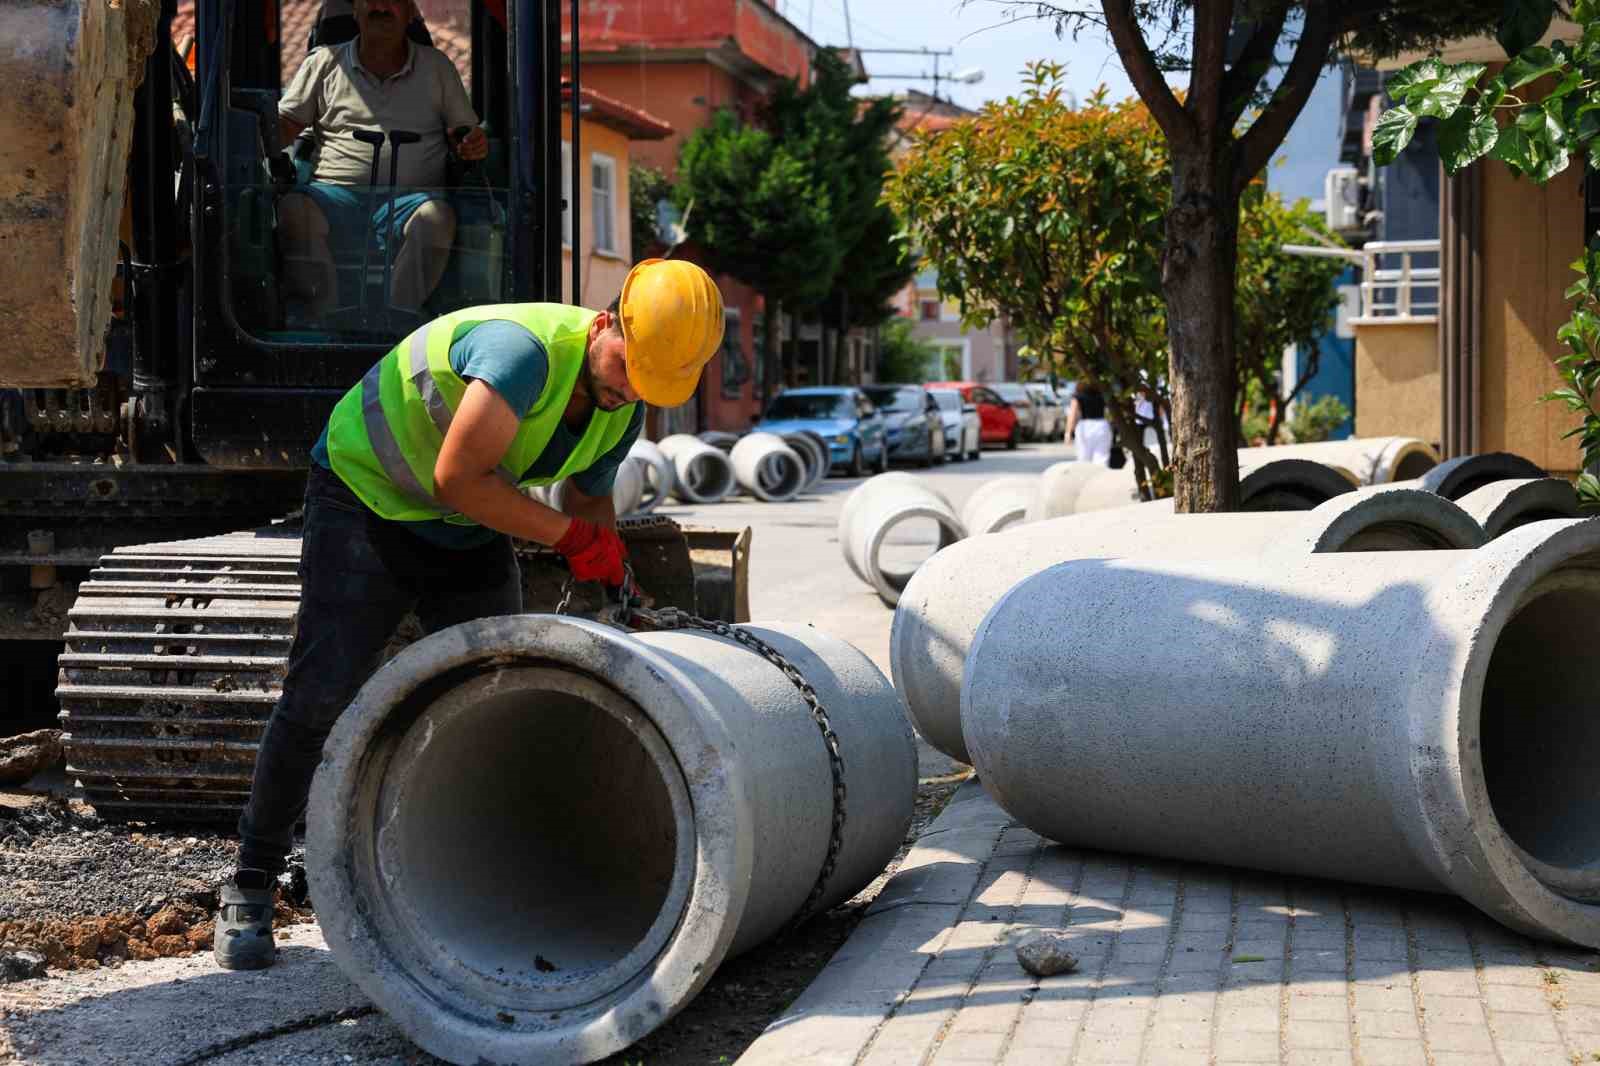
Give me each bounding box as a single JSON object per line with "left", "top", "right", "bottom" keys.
{"left": 737, "top": 779, "right": 1600, "bottom": 1066}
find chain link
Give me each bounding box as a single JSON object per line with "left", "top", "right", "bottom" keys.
{"left": 550, "top": 564, "right": 848, "bottom": 926}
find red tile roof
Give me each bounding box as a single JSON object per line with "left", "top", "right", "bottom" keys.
{"left": 561, "top": 80, "right": 674, "bottom": 141}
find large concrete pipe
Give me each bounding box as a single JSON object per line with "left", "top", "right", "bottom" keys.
{"left": 548, "top": 459, "right": 645, "bottom": 518}
{"left": 1240, "top": 437, "right": 1439, "bottom": 484}
{"left": 658, "top": 434, "right": 736, "bottom": 504}
{"left": 960, "top": 476, "right": 1037, "bottom": 535}
{"left": 839, "top": 472, "right": 965, "bottom": 607}
{"left": 627, "top": 439, "right": 676, "bottom": 514}
{"left": 1028, "top": 458, "right": 1356, "bottom": 522}
{"left": 697, "top": 430, "right": 739, "bottom": 453}
{"left": 730, "top": 432, "right": 807, "bottom": 503}
{"left": 308, "top": 614, "right": 916, "bottom": 1066}
{"left": 1414, "top": 451, "right": 1547, "bottom": 500}
{"left": 892, "top": 487, "right": 1486, "bottom": 764}
{"left": 1459, "top": 478, "right": 1581, "bottom": 538}
{"left": 782, "top": 430, "right": 831, "bottom": 493}
{"left": 963, "top": 518, "right": 1600, "bottom": 947}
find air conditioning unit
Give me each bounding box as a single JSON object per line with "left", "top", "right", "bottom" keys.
{"left": 1324, "top": 166, "right": 1362, "bottom": 232}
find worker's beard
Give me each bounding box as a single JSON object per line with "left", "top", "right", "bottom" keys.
{"left": 581, "top": 349, "right": 631, "bottom": 413}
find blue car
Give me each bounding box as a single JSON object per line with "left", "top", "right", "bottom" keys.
{"left": 755, "top": 387, "right": 890, "bottom": 477}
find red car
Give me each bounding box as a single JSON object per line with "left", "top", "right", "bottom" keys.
{"left": 925, "top": 381, "right": 1020, "bottom": 449}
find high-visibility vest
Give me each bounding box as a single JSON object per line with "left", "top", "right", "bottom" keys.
{"left": 323, "top": 303, "right": 638, "bottom": 524}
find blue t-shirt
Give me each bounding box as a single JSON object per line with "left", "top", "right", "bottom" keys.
{"left": 312, "top": 320, "right": 644, "bottom": 548}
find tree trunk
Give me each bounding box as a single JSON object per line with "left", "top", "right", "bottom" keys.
{"left": 1164, "top": 150, "right": 1242, "bottom": 512}
{"left": 760, "top": 294, "right": 781, "bottom": 411}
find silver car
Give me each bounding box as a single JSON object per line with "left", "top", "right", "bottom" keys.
{"left": 991, "top": 382, "right": 1041, "bottom": 441}
{"left": 928, "top": 388, "right": 981, "bottom": 462}
{"left": 1025, "top": 383, "right": 1067, "bottom": 440}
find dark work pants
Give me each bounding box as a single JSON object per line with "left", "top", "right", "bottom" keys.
{"left": 235, "top": 464, "right": 523, "bottom": 874}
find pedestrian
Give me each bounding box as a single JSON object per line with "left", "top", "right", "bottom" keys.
{"left": 212, "top": 258, "right": 725, "bottom": 970}
{"left": 1065, "top": 382, "right": 1113, "bottom": 465}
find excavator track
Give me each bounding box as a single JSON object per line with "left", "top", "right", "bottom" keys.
{"left": 56, "top": 528, "right": 301, "bottom": 823}
{"left": 55, "top": 514, "right": 748, "bottom": 824}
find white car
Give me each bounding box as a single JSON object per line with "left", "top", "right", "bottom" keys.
{"left": 928, "top": 388, "right": 981, "bottom": 462}
{"left": 1025, "top": 383, "right": 1068, "bottom": 440}
{"left": 991, "top": 382, "right": 1042, "bottom": 441}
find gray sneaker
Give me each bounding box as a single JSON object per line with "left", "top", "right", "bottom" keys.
{"left": 213, "top": 869, "right": 276, "bottom": 970}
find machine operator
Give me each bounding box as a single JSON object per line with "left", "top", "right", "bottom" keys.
{"left": 212, "top": 258, "right": 726, "bottom": 970}
{"left": 277, "top": 0, "right": 486, "bottom": 321}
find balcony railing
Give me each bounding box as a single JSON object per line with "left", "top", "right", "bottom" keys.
{"left": 1280, "top": 238, "right": 1441, "bottom": 324}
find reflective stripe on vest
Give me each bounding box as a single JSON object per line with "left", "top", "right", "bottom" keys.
{"left": 324, "top": 303, "right": 638, "bottom": 523}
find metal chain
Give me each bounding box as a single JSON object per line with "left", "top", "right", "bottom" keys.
{"left": 549, "top": 564, "right": 847, "bottom": 925}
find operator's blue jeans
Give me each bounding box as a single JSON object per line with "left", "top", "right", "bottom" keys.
{"left": 235, "top": 464, "right": 523, "bottom": 874}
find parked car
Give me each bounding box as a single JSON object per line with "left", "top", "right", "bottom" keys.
{"left": 991, "top": 382, "right": 1042, "bottom": 441}
{"left": 926, "top": 381, "right": 1020, "bottom": 449}
{"left": 1025, "top": 383, "right": 1067, "bottom": 440}
{"left": 755, "top": 386, "right": 889, "bottom": 477}
{"left": 862, "top": 385, "right": 945, "bottom": 467}
{"left": 928, "top": 387, "right": 981, "bottom": 462}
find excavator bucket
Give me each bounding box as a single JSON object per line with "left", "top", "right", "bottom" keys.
{"left": 0, "top": 0, "right": 160, "bottom": 386}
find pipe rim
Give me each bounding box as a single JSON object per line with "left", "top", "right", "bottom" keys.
{"left": 863, "top": 504, "right": 965, "bottom": 605}
{"left": 1280, "top": 488, "right": 1487, "bottom": 554}
{"left": 677, "top": 450, "right": 734, "bottom": 503}
{"left": 1429, "top": 519, "right": 1600, "bottom": 945}
{"left": 307, "top": 615, "right": 754, "bottom": 1062}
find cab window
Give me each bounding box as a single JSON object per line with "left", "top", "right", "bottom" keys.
{"left": 222, "top": 0, "right": 509, "bottom": 346}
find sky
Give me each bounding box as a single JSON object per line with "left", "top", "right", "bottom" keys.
{"left": 778, "top": 0, "right": 1147, "bottom": 111}
{"left": 779, "top": 1, "right": 1346, "bottom": 209}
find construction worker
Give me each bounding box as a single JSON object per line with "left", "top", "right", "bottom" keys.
{"left": 213, "top": 259, "right": 724, "bottom": 970}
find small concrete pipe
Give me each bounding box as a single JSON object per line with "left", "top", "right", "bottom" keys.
{"left": 892, "top": 486, "right": 1486, "bottom": 763}
{"left": 839, "top": 472, "right": 965, "bottom": 607}
{"left": 308, "top": 614, "right": 916, "bottom": 1066}
{"left": 1458, "top": 477, "right": 1580, "bottom": 538}
{"left": 657, "top": 434, "right": 736, "bottom": 504}
{"left": 1413, "top": 451, "right": 1547, "bottom": 500}
{"left": 1028, "top": 458, "right": 1355, "bottom": 522}
{"left": 627, "top": 439, "right": 676, "bottom": 514}
{"left": 964, "top": 518, "right": 1600, "bottom": 947}
{"left": 548, "top": 459, "right": 645, "bottom": 518}
{"left": 730, "top": 432, "right": 807, "bottom": 502}
{"left": 960, "top": 475, "right": 1037, "bottom": 535}
{"left": 1239, "top": 437, "right": 1439, "bottom": 484}
{"left": 782, "top": 430, "right": 830, "bottom": 492}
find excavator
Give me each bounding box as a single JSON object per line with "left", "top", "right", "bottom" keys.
{"left": 0, "top": 0, "right": 748, "bottom": 821}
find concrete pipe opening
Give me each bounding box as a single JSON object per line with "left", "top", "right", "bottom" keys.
{"left": 875, "top": 514, "right": 961, "bottom": 589}
{"left": 375, "top": 667, "right": 694, "bottom": 1008}
{"left": 1479, "top": 572, "right": 1600, "bottom": 902}
{"left": 757, "top": 456, "right": 803, "bottom": 498}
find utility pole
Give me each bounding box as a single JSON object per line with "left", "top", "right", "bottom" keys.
{"left": 854, "top": 47, "right": 977, "bottom": 103}
{"left": 842, "top": 0, "right": 853, "bottom": 47}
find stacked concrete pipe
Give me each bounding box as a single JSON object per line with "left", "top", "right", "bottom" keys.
{"left": 963, "top": 518, "right": 1600, "bottom": 947}
{"left": 1411, "top": 451, "right": 1547, "bottom": 499}
{"left": 730, "top": 432, "right": 807, "bottom": 502}
{"left": 1028, "top": 458, "right": 1356, "bottom": 522}
{"left": 960, "top": 475, "right": 1037, "bottom": 535}
{"left": 627, "top": 439, "right": 676, "bottom": 514}
{"left": 892, "top": 486, "right": 1486, "bottom": 764}
{"left": 839, "top": 472, "right": 965, "bottom": 607}
{"left": 547, "top": 459, "right": 645, "bottom": 518}
{"left": 781, "top": 431, "right": 831, "bottom": 492}
{"left": 1239, "top": 437, "right": 1439, "bottom": 485}
{"left": 658, "top": 434, "right": 736, "bottom": 504}
{"left": 308, "top": 614, "right": 915, "bottom": 1066}
{"left": 1458, "top": 478, "right": 1581, "bottom": 538}
{"left": 697, "top": 430, "right": 739, "bottom": 453}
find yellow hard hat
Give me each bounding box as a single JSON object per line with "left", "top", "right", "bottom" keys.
{"left": 619, "top": 258, "right": 725, "bottom": 408}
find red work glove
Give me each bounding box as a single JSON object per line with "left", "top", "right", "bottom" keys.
{"left": 552, "top": 518, "right": 627, "bottom": 587}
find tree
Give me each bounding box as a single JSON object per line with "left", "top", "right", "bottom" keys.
{"left": 765, "top": 52, "right": 917, "bottom": 383}
{"left": 877, "top": 317, "right": 942, "bottom": 382}
{"left": 676, "top": 109, "right": 838, "bottom": 406}
{"left": 985, "top": 0, "right": 1526, "bottom": 511}
{"left": 1234, "top": 189, "right": 1344, "bottom": 443}
{"left": 887, "top": 68, "right": 1173, "bottom": 493}
{"left": 887, "top": 64, "right": 1350, "bottom": 495}
{"left": 1373, "top": 2, "right": 1600, "bottom": 507}
{"left": 629, "top": 163, "right": 670, "bottom": 261}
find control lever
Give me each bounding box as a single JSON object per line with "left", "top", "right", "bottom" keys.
{"left": 351, "top": 129, "right": 387, "bottom": 317}
{"left": 451, "top": 124, "right": 503, "bottom": 224}
{"left": 381, "top": 130, "right": 422, "bottom": 323}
